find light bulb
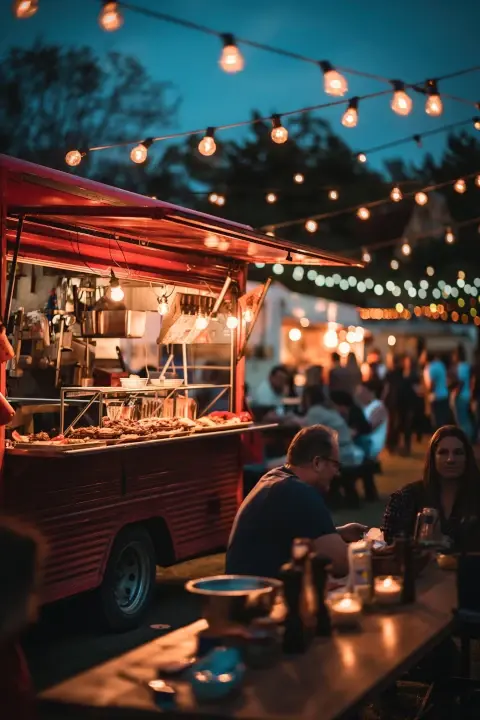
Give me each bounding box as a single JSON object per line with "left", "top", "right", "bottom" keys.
{"left": 390, "top": 259, "right": 399, "bottom": 270}
{"left": 391, "top": 82, "right": 412, "bottom": 116}
{"left": 243, "top": 307, "right": 254, "bottom": 323}
{"left": 425, "top": 94, "right": 443, "bottom": 117}
{"left": 324, "top": 327, "right": 338, "bottom": 349}
{"left": 110, "top": 285, "right": 124, "bottom": 302}
{"left": 320, "top": 62, "right": 348, "bottom": 97}
{"left": 271, "top": 115, "right": 288, "bottom": 144}
{"left": 476, "top": 175, "right": 480, "bottom": 187}
{"left": 357, "top": 152, "right": 367, "bottom": 163}
{"left": 474, "top": 118, "right": 480, "bottom": 131}
{"left": 300, "top": 317, "right": 310, "bottom": 328}
{"left": 219, "top": 34, "right": 244, "bottom": 73}
{"left": 198, "top": 128, "right": 216, "bottom": 157}
{"left": 65, "top": 150, "right": 83, "bottom": 167}
{"left": 357, "top": 207, "right": 370, "bottom": 220}
{"left": 387, "top": 335, "right": 397, "bottom": 347}
{"left": 216, "top": 195, "right": 226, "bottom": 206}
{"left": 305, "top": 219, "right": 318, "bottom": 233}
{"left": 390, "top": 186, "right": 402, "bottom": 202}
{"left": 226, "top": 314, "right": 239, "bottom": 330}
{"left": 415, "top": 191, "right": 428, "bottom": 206}
{"left": 342, "top": 98, "right": 359, "bottom": 128}
{"left": 445, "top": 227, "right": 455, "bottom": 244}
{"left": 362, "top": 250, "right": 371, "bottom": 263}
{"left": 12, "top": 0, "right": 38, "bottom": 18}
{"left": 266, "top": 192, "right": 277, "bottom": 204}
{"left": 401, "top": 241, "right": 411, "bottom": 256}
{"left": 328, "top": 190, "right": 339, "bottom": 201}
{"left": 195, "top": 314, "right": 209, "bottom": 331}
{"left": 454, "top": 178, "right": 467, "bottom": 194}
{"left": 209, "top": 193, "right": 218, "bottom": 204}
{"left": 157, "top": 296, "right": 169, "bottom": 315}
{"left": 99, "top": 1, "right": 123, "bottom": 31}
{"left": 289, "top": 328, "right": 302, "bottom": 342}
{"left": 426, "top": 266, "right": 435, "bottom": 276}
{"left": 294, "top": 173, "right": 304, "bottom": 184}
{"left": 130, "top": 143, "right": 149, "bottom": 164}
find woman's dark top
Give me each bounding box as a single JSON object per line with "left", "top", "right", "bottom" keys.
{"left": 382, "top": 479, "right": 478, "bottom": 547}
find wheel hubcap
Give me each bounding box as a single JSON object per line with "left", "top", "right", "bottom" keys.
{"left": 113, "top": 540, "right": 149, "bottom": 615}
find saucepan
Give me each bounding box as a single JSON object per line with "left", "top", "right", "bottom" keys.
{"left": 185, "top": 575, "right": 282, "bottom": 626}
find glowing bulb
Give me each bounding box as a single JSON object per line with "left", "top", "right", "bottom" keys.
{"left": 320, "top": 63, "right": 348, "bottom": 97}
{"left": 357, "top": 207, "right": 370, "bottom": 220}
{"left": 391, "top": 82, "right": 413, "bottom": 116}
{"left": 329, "top": 190, "right": 339, "bottom": 201}
{"left": 426, "top": 266, "right": 435, "bottom": 276}
{"left": 195, "top": 314, "right": 209, "bottom": 331}
{"left": 387, "top": 335, "right": 397, "bottom": 347}
{"left": 110, "top": 285, "right": 124, "bottom": 302}
{"left": 13, "top": 0, "right": 38, "bottom": 18}
{"left": 474, "top": 118, "right": 480, "bottom": 131}
{"left": 157, "top": 296, "right": 169, "bottom": 315}
{"left": 226, "top": 314, "right": 239, "bottom": 330}
{"left": 445, "top": 227, "right": 455, "bottom": 244}
{"left": 415, "top": 191, "right": 428, "bottom": 206}
{"left": 305, "top": 219, "right": 318, "bottom": 233}
{"left": 271, "top": 115, "right": 288, "bottom": 144}
{"left": 219, "top": 34, "right": 244, "bottom": 73}
{"left": 454, "top": 179, "right": 467, "bottom": 194}
{"left": 99, "top": 1, "right": 123, "bottom": 31}
{"left": 362, "top": 250, "right": 371, "bottom": 263}
{"left": 294, "top": 173, "right": 304, "bottom": 184}
{"left": 425, "top": 94, "right": 443, "bottom": 117}
{"left": 390, "top": 186, "right": 402, "bottom": 202}
{"left": 272, "top": 264, "right": 284, "bottom": 275}
{"left": 289, "top": 328, "right": 302, "bottom": 342}
{"left": 266, "top": 192, "right": 277, "bottom": 204}
{"left": 198, "top": 128, "right": 216, "bottom": 156}
{"left": 216, "top": 195, "right": 226, "bottom": 206}
{"left": 390, "top": 259, "right": 399, "bottom": 270}
{"left": 357, "top": 152, "right": 367, "bottom": 163}
{"left": 300, "top": 317, "right": 310, "bottom": 328}
{"left": 65, "top": 150, "right": 83, "bottom": 167}
{"left": 342, "top": 98, "right": 359, "bottom": 128}
{"left": 130, "top": 143, "right": 149, "bottom": 164}
{"left": 401, "top": 241, "right": 411, "bottom": 256}
{"left": 209, "top": 193, "right": 218, "bottom": 204}
{"left": 243, "top": 307, "right": 254, "bottom": 323}
{"left": 324, "top": 326, "right": 338, "bottom": 349}
{"left": 475, "top": 175, "right": 480, "bottom": 187}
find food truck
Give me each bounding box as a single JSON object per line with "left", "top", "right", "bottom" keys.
{"left": 0, "top": 155, "right": 356, "bottom": 629}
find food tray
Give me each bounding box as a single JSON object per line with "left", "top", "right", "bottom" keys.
{"left": 14, "top": 440, "right": 107, "bottom": 453}
{"left": 194, "top": 422, "right": 253, "bottom": 433}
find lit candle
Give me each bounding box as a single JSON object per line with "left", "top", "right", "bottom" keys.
{"left": 329, "top": 593, "right": 362, "bottom": 627}
{"left": 374, "top": 576, "right": 402, "bottom": 606}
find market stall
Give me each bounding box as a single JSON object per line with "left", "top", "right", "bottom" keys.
{"left": 0, "top": 154, "right": 357, "bottom": 629}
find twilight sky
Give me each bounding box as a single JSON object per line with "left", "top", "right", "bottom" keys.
{"left": 1, "top": 0, "right": 480, "bottom": 172}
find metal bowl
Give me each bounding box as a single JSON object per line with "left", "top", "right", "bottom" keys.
{"left": 185, "top": 575, "right": 282, "bottom": 626}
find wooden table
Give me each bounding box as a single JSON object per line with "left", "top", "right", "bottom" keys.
{"left": 39, "top": 568, "right": 457, "bottom": 720}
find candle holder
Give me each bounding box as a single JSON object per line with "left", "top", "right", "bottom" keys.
{"left": 374, "top": 575, "right": 403, "bottom": 607}
{"left": 328, "top": 591, "right": 362, "bottom": 630}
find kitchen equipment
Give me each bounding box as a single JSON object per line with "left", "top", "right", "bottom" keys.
{"left": 120, "top": 376, "right": 148, "bottom": 390}
{"left": 105, "top": 401, "right": 136, "bottom": 422}
{"left": 80, "top": 310, "right": 146, "bottom": 339}
{"left": 185, "top": 575, "right": 282, "bottom": 627}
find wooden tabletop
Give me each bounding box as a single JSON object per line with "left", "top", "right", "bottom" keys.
{"left": 40, "top": 567, "right": 457, "bottom": 720}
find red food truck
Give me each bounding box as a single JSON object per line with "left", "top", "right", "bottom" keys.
{"left": 0, "top": 155, "right": 355, "bottom": 629}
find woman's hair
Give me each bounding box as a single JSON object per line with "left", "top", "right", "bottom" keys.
{"left": 346, "top": 352, "right": 358, "bottom": 369}
{"left": 423, "top": 425, "right": 480, "bottom": 509}
{"left": 0, "top": 516, "right": 46, "bottom": 638}
{"left": 303, "top": 384, "right": 326, "bottom": 409}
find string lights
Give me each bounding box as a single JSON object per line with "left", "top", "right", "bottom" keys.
{"left": 198, "top": 127, "right": 216, "bottom": 156}
{"left": 270, "top": 115, "right": 288, "bottom": 144}
{"left": 99, "top": 1, "right": 123, "bottom": 32}
{"left": 454, "top": 178, "right": 467, "bottom": 194}
{"left": 445, "top": 227, "right": 456, "bottom": 244}
{"left": 293, "top": 173, "right": 304, "bottom": 184}
{"left": 109, "top": 270, "right": 125, "bottom": 302}
{"left": 328, "top": 190, "right": 339, "bottom": 201}
{"left": 342, "top": 98, "right": 359, "bottom": 128}
{"left": 415, "top": 191, "right": 428, "bottom": 206}
{"left": 12, "top": 0, "right": 38, "bottom": 18}
{"left": 130, "top": 139, "right": 152, "bottom": 164}
{"left": 266, "top": 192, "right": 277, "bottom": 204}
{"left": 319, "top": 61, "right": 348, "bottom": 97}
{"left": 390, "top": 186, "right": 403, "bottom": 202}
{"left": 65, "top": 149, "right": 85, "bottom": 167}
{"left": 305, "top": 219, "right": 318, "bottom": 233}
{"left": 425, "top": 80, "right": 443, "bottom": 116}
{"left": 391, "top": 81, "right": 413, "bottom": 116}
{"left": 357, "top": 207, "right": 370, "bottom": 220}
{"left": 219, "top": 34, "right": 244, "bottom": 73}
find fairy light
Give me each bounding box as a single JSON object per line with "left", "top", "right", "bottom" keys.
{"left": 390, "top": 186, "right": 403, "bottom": 202}
{"left": 342, "top": 98, "right": 359, "bottom": 128}
{"left": 426, "top": 266, "right": 435, "bottom": 276}
{"left": 130, "top": 139, "right": 152, "bottom": 164}
{"left": 415, "top": 191, "right": 428, "bottom": 206}
{"left": 288, "top": 328, "right": 302, "bottom": 342}
{"left": 13, "top": 0, "right": 38, "bottom": 18}
{"left": 209, "top": 193, "right": 218, "bottom": 204}
{"left": 65, "top": 150, "right": 84, "bottom": 167}
{"left": 157, "top": 295, "right": 169, "bottom": 315}
{"left": 357, "top": 152, "right": 367, "bottom": 163}
{"left": 300, "top": 317, "right": 310, "bottom": 328}
{"left": 319, "top": 61, "right": 348, "bottom": 97}
{"left": 328, "top": 190, "right": 339, "bottom": 201}
{"left": 475, "top": 175, "right": 480, "bottom": 187}
{"left": 216, "top": 195, "right": 226, "bottom": 206}
{"left": 401, "top": 240, "right": 411, "bottom": 256}
{"left": 195, "top": 314, "right": 209, "bottom": 331}
{"left": 293, "top": 173, "right": 304, "bottom": 184}
{"left": 425, "top": 80, "right": 443, "bottom": 116}
{"left": 305, "top": 219, "right": 318, "bottom": 233}
{"left": 266, "top": 192, "right": 277, "bottom": 204}
{"left": 198, "top": 127, "right": 216, "bottom": 156}
{"left": 226, "top": 314, "right": 239, "bottom": 330}
{"left": 271, "top": 114, "right": 288, "bottom": 144}
{"left": 454, "top": 178, "right": 467, "bottom": 194}
{"left": 474, "top": 118, "right": 480, "bottom": 131}
{"left": 357, "top": 207, "right": 370, "bottom": 220}
{"left": 99, "top": 1, "right": 123, "bottom": 31}
{"left": 109, "top": 271, "right": 124, "bottom": 303}
{"left": 243, "top": 307, "right": 254, "bottom": 323}
{"left": 390, "top": 259, "right": 399, "bottom": 270}
{"left": 362, "top": 249, "right": 371, "bottom": 263}
{"left": 445, "top": 227, "right": 456, "bottom": 244}
{"left": 391, "top": 81, "right": 413, "bottom": 116}
{"left": 219, "top": 34, "right": 244, "bottom": 73}
{"left": 272, "top": 264, "right": 284, "bottom": 275}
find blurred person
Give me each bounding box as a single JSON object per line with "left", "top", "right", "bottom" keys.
{"left": 366, "top": 348, "right": 387, "bottom": 398}
{"left": 226, "top": 425, "right": 367, "bottom": 578}
{"left": 383, "top": 354, "right": 404, "bottom": 454}
{"left": 249, "top": 365, "right": 290, "bottom": 419}
{"left": 355, "top": 382, "right": 388, "bottom": 459}
{"left": 345, "top": 352, "right": 362, "bottom": 395}
{"left": 328, "top": 352, "right": 351, "bottom": 395}
{"left": 449, "top": 345, "right": 474, "bottom": 442}
{"left": 472, "top": 350, "right": 480, "bottom": 442}
{"left": 329, "top": 390, "right": 372, "bottom": 438}
{"left": 424, "top": 351, "right": 451, "bottom": 430}
{"left": 0, "top": 516, "right": 46, "bottom": 720}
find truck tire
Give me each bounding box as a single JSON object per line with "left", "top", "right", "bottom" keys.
{"left": 99, "top": 525, "right": 156, "bottom": 632}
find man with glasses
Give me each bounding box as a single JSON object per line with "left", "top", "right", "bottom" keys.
{"left": 226, "top": 425, "right": 367, "bottom": 578}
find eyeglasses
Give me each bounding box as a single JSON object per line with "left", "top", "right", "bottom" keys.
{"left": 323, "top": 456, "right": 342, "bottom": 470}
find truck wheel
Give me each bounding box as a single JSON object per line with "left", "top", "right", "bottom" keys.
{"left": 100, "top": 525, "right": 156, "bottom": 632}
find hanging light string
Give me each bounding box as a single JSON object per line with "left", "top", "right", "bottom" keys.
{"left": 264, "top": 168, "right": 480, "bottom": 231}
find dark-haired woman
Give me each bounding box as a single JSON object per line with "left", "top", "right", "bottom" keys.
{"left": 382, "top": 425, "right": 480, "bottom": 547}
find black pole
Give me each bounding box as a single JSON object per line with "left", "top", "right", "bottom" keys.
{"left": 4, "top": 215, "right": 24, "bottom": 327}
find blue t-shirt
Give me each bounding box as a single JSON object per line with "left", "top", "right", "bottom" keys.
{"left": 428, "top": 360, "right": 448, "bottom": 401}
{"left": 226, "top": 467, "right": 336, "bottom": 578}
{"left": 457, "top": 362, "right": 471, "bottom": 400}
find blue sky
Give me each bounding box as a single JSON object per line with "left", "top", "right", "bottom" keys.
{"left": 2, "top": 0, "right": 480, "bottom": 172}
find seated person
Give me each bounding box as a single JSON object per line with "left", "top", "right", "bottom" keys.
{"left": 248, "top": 365, "right": 290, "bottom": 420}
{"left": 356, "top": 382, "right": 388, "bottom": 458}
{"left": 303, "top": 385, "right": 364, "bottom": 468}
{"left": 226, "top": 425, "right": 367, "bottom": 578}
{"left": 382, "top": 425, "right": 480, "bottom": 546}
